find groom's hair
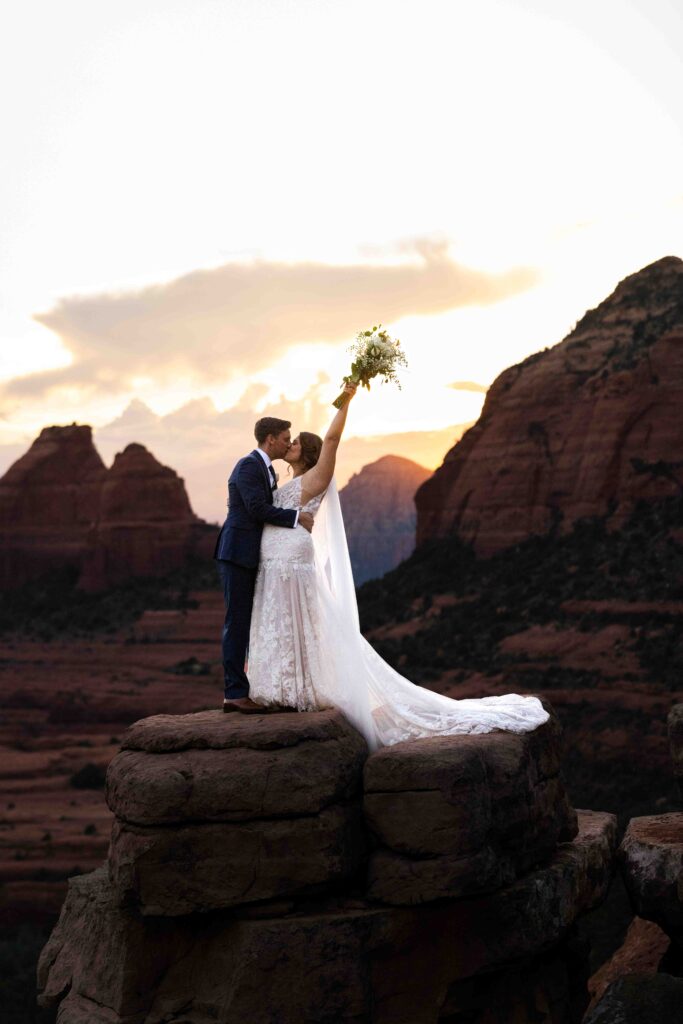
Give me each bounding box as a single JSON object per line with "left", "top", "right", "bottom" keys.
{"left": 254, "top": 417, "right": 291, "bottom": 444}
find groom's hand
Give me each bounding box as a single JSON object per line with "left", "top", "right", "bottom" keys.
{"left": 299, "top": 512, "right": 314, "bottom": 533}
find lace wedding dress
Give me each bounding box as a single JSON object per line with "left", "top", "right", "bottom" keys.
{"left": 249, "top": 476, "right": 549, "bottom": 750}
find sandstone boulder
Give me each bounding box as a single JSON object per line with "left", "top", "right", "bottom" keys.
{"left": 618, "top": 812, "right": 683, "bottom": 940}
{"left": 364, "top": 709, "right": 578, "bottom": 904}
{"left": 106, "top": 709, "right": 368, "bottom": 914}
{"left": 587, "top": 917, "right": 671, "bottom": 1012}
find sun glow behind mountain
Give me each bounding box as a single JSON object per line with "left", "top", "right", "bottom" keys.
{"left": 1, "top": 0, "right": 682, "bottom": 517}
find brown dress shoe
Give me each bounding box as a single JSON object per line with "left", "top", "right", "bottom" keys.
{"left": 223, "top": 697, "right": 272, "bottom": 715}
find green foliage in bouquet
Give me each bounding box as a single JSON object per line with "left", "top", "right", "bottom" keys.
{"left": 333, "top": 325, "right": 408, "bottom": 408}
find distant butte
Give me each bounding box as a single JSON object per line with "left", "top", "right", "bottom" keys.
{"left": 340, "top": 455, "right": 431, "bottom": 584}
{"left": 0, "top": 426, "right": 215, "bottom": 592}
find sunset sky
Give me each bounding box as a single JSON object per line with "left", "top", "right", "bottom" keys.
{"left": 1, "top": 0, "right": 682, "bottom": 520}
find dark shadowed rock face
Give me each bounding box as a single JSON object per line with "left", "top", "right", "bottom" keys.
{"left": 584, "top": 973, "right": 683, "bottom": 1024}
{"left": 416, "top": 257, "right": 683, "bottom": 555}
{"left": 669, "top": 703, "right": 683, "bottom": 799}
{"left": 0, "top": 425, "right": 106, "bottom": 588}
{"left": 38, "top": 807, "right": 616, "bottom": 1024}
{"left": 0, "top": 427, "right": 210, "bottom": 591}
{"left": 99, "top": 443, "right": 194, "bottom": 523}
{"left": 38, "top": 705, "right": 618, "bottom": 1023}
{"left": 79, "top": 443, "right": 200, "bottom": 591}
{"left": 0, "top": 425, "right": 106, "bottom": 528}
{"left": 340, "top": 455, "right": 431, "bottom": 584}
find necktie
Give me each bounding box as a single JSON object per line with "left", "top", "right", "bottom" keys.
{"left": 268, "top": 464, "right": 277, "bottom": 490}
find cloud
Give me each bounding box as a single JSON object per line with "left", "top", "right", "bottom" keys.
{"left": 449, "top": 380, "right": 489, "bottom": 393}
{"left": 3, "top": 243, "right": 537, "bottom": 401}
{"left": 92, "top": 379, "right": 469, "bottom": 523}
{"left": 0, "top": 369, "right": 470, "bottom": 523}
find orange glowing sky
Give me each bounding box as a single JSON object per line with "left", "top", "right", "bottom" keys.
{"left": 1, "top": 0, "right": 682, "bottom": 520}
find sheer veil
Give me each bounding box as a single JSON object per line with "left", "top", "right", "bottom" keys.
{"left": 311, "top": 479, "right": 549, "bottom": 752}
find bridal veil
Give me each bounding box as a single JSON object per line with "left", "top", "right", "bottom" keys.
{"left": 311, "top": 480, "right": 549, "bottom": 751}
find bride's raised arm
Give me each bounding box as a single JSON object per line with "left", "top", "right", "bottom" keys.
{"left": 300, "top": 383, "right": 357, "bottom": 505}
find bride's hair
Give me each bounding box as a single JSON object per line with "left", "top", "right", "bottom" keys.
{"left": 299, "top": 431, "right": 323, "bottom": 470}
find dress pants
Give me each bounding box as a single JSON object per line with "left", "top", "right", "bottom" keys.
{"left": 216, "top": 559, "right": 257, "bottom": 700}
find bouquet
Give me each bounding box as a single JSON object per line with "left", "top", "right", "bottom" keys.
{"left": 332, "top": 325, "right": 408, "bottom": 408}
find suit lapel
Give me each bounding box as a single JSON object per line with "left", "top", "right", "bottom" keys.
{"left": 251, "top": 450, "right": 272, "bottom": 494}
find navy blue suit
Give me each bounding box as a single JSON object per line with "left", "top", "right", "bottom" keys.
{"left": 214, "top": 451, "right": 297, "bottom": 698}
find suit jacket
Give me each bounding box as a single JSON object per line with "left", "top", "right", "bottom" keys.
{"left": 213, "top": 450, "right": 297, "bottom": 568}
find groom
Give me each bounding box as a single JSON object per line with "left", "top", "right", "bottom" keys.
{"left": 214, "top": 417, "right": 314, "bottom": 714}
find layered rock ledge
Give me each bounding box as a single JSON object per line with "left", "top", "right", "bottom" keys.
{"left": 364, "top": 708, "right": 577, "bottom": 904}
{"left": 39, "top": 704, "right": 617, "bottom": 1023}
{"left": 106, "top": 710, "right": 368, "bottom": 915}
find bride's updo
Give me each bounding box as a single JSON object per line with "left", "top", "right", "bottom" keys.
{"left": 299, "top": 431, "right": 323, "bottom": 470}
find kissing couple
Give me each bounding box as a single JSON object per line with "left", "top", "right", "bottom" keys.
{"left": 214, "top": 384, "right": 550, "bottom": 750}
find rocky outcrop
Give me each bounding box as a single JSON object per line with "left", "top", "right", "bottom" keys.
{"left": 416, "top": 256, "right": 683, "bottom": 554}
{"left": 0, "top": 427, "right": 213, "bottom": 591}
{"left": 584, "top": 973, "right": 683, "bottom": 1024}
{"left": 616, "top": 704, "right": 683, "bottom": 948}
{"left": 619, "top": 814, "right": 683, "bottom": 941}
{"left": 38, "top": 704, "right": 617, "bottom": 1023}
{"left": 586, "top": 701, "right": 683, "bottom": 1021}
{"left": 105, "top": 710, "right": 368, "bottom": 915}
{"left": 339, "top": 455, "right": 431, "bottom": 584}
{"left": 587, "top": 917, "right": 671, "bottom": 1011}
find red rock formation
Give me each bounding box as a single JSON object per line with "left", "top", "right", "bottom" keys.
{"left": 416, "top": 256, "right": 683, "bottom": 554}
{"left": 0, "top": 428, "right": 212, "bottom": 591}
{"left": 79, "top": 443, "right": 201, "bottom": 591}
{"left": 38, "top": 707, "right": 616, "bottom": 1023}
{"left": 0, "top": 425, "right": 106, "bottom": 588}
{"left": 339, "top": 455, "right": 431, "bottom": 584}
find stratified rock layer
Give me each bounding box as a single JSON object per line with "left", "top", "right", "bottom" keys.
{"left": 106, "top": 710, "right": 369, "bottom": 914}
{"left": 416, "top": 257, "right": 683, "bottom": 554}
{"left": 39, "top": 811, "right": 616, "bottom": 1024}
{"left": 38, "top": 706, "right": 619, "bottom": 1023}
{"left": 339, "top": 455, "right": 431, "bottom": 584}
{"left": 618, "top": 812, "right": 683, "bottom": 940}
{"left": 363, "top": 708, "right": 578, "bottom": 904}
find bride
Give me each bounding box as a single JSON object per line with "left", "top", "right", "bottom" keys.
{"left": 248, "top": 383, "right": 549, "bottom": 750}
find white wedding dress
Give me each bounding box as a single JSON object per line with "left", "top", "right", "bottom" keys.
{"left": 248, "top": 476, "right": 549, "bottom": 751}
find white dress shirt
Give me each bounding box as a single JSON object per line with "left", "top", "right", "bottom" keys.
{"left": 256, "top": 447, "right": 298, "bottom": 527}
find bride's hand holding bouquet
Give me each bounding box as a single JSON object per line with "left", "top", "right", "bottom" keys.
{"left": 332, "top": 325, "right": 408, "bottom": 408}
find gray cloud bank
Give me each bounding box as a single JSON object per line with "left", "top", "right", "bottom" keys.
{"left": 4, "top": 242, "right": 537, "bottom": 401}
